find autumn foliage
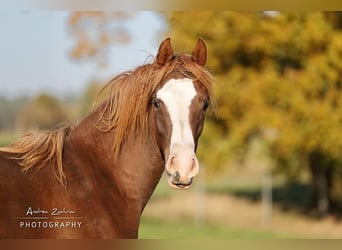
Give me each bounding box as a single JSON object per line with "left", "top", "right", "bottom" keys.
{"left": 68, "top": 11, "right": 133, "bottom": 67}
{"left": 166, "top": 12, "right": 342, "bottom": 214}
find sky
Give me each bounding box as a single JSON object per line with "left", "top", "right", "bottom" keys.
{"left": 0, "top": 11, "right": 166, "bottom": 99}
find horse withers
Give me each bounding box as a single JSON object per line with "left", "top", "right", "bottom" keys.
{"left": 0, "top": 38, "right": 214, "bottom": 238}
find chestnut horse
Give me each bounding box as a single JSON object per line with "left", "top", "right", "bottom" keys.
{"left": 0, "top": 38, "right": 214, "bottom": 238}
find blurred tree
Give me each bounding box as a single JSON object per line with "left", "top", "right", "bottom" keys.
{"left": 0, "top": 97, "right": 28, "bottom": 130}
{"left": 16, "top": 93, "right": 69, "bottom": 131}
{"left": 78, "top": 79, "right": 112, "bottom": 116}
{"left": 68, "top": 11, "right": 134, "bottom": 67}
{"left": 165, "top": 12, "right": 342, "bottom": 215}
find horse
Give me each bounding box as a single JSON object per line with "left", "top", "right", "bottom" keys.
{"left": 0, "top": 38, "right": 214, "bottom": 238}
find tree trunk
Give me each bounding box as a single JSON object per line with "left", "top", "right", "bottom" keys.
{"left": 308, "top": 151, "right": 333, "bottom": 217}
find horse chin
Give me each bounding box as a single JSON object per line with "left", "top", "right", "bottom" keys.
{"left": 167, "top": 178, "right": 192, "bottom": 190}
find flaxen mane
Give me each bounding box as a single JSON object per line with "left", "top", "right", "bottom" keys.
{"left": 0, "top": 127, "right": 71, "bottom": 184}
{"left": 0, "top": 54, "right": 213, "bottom": 184}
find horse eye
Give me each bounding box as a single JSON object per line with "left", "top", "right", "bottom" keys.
{"left": 203, "top": 100, "right": 210, "bottom": 111}
{"left": 153, "top": 99, "right": 160, "bottom": 108}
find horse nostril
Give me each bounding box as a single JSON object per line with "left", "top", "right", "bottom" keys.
{"left": 167, "top": 155, "right": 176, "bottom": 173}
{"left": 171, "top": 171, "right": 180, "bottom": 183}
{"left": 189, "top": 157, "right": 199, "bottom": 177}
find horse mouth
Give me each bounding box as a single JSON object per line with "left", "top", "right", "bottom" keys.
{"left": 167, "top": 179, "right": 192, "bottom": 189}
{"left": 166, "top": 173, "right": 193, "bottom": 190}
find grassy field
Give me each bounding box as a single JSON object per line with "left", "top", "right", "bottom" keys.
{"left": 139, "top": 217, "right": 282, "bottom": 239}
{"left": 140, "top": 168, "right": 342, "bottom": 239}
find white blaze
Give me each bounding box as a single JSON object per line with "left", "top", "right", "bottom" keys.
{"left": 157, "top": 78, "right": 196, "bottom": 153}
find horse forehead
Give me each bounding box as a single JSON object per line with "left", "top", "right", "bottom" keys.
{"left": 156, "top": 78, "right": 197, "bottom": 105}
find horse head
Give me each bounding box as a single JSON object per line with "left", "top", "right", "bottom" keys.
{"left": 151, "top": 38, "right": 211, "bottom": 189}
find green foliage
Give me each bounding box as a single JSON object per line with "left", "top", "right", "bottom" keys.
{"left": 0, "top": 80, "right": 109, "bottom": 134}
{"left": 0, "top": 131, "right": 17, "bottom": 147}
{"left": 0, "top": 96, "right": 28, "bottom": 130}
{"left": 79, "top": 80, "right": 105, "bottom": 116}
{"left": 16, "top": 93, "right": 69, "bottom": 131}
{"left": 78, "top": 79, "right": 114, "bottom": 117}
{"left": 165, "top": 12, "right": 342, "bottom": 213}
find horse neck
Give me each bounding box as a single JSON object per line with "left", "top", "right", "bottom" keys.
{"left": 64, "top": 107, "right": 165, "bottom": 212}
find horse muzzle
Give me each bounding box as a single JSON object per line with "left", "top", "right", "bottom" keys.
{"left": 165, "top": 145, "right": 200, "bottom": 190}
{"left": 166, "top": 171, "right": 193, "bottom": 189}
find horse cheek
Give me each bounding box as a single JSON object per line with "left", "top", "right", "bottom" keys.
{"left": 154, "top": 109, "right": 172, "bottom": 160}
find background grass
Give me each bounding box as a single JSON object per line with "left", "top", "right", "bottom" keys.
{"left": 139, "top": 217, "right": 286, "bottom": 239}
{"left": 139, "top": 168, "right": 342, "bottom": 239}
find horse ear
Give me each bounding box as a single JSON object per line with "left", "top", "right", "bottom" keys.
{"left": 156, "top": 38, "right": 173, "bottom": 66}
{"left": 191, "top": 38, "right": 207, "bottom": 66}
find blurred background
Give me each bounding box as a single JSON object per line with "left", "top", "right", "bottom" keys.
{"left": 1, "top": 11, "right": 342, "bottom": 238}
